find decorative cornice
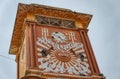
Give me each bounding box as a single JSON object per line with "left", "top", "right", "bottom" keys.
{"left": 18, "top": 3, "right": 92, "bottom": 27}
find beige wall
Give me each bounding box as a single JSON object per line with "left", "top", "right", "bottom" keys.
{"left": 19, "top": 37, "right": 27, "bottom": 79}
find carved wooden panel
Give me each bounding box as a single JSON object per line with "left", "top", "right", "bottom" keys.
{"left": 35, "top": 15, "right": 75, "bottom": 28}
{"left": 33, "top": 25, "right": 91, "bottom": 76}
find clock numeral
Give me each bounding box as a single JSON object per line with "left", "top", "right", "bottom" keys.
{"left": 42, "top": 28, "right": 49, "bottom": 38}
{"left": 67, "top": 32, "right": 76, "bottom": 43}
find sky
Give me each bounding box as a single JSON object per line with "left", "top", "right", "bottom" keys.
{"left": 0, "top": 0, "right": 120, "bottom": 79}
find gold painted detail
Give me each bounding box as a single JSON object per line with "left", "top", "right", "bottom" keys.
{"left": 55, "top": 50, "right": 71, "bottom": 62}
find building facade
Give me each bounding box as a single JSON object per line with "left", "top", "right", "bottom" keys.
{"left": 9, "top": 3, "right": 105, "bottom": 79}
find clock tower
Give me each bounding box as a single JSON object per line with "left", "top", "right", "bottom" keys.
{"left": 9, "top": 3, "right": 105, "bottom": 79}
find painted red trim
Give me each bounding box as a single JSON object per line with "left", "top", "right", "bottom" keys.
{"left": 84, "top": 31, "right": 100, "bottom": 74}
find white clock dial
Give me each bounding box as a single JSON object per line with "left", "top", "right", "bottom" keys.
{"left": 51, "top": 32, "right": 66, "bottom": 43}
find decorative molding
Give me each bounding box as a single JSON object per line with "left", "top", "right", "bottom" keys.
{"left": 35, "top": 15, "right": 75, "bottom": 28}
{"left": 24, "top": 69, "right": 105, "bottom": 79}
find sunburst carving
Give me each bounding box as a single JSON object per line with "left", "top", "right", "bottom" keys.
{"left": 37, "top": 37, "right": 91, "bottom": 76}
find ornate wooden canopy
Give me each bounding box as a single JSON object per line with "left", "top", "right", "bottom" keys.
{"left": 9, "top": 3, "right": 92, "bottom": 55}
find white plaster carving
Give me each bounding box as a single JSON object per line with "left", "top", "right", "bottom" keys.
{"left": 37, "top": 36, "right": 91, "bottom": 75}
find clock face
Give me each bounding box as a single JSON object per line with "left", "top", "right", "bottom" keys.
{"left": 36, "top": 26, "right": 91, "bottom": 76}
{"left": 51, "top": 32, "right": 66, "bottom": 43}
